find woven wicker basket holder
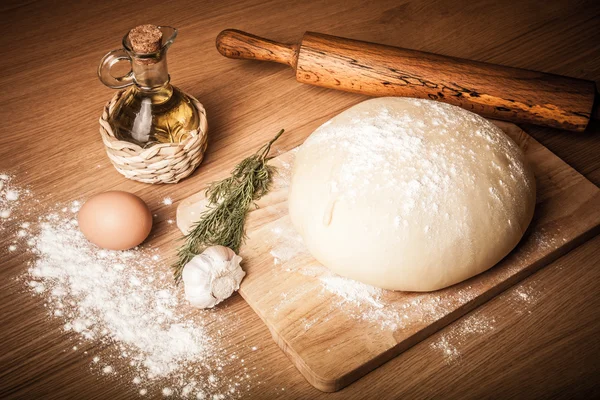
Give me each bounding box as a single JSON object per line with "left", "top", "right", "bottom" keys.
{"left": 99, "top": 90, "right": 208, "bottom": 184}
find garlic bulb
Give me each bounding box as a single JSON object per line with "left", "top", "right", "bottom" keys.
{"left": 182, "top": 245, "right": 245, "bottom": 309}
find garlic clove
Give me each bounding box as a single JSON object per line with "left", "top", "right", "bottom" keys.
{"left": 203, "top": 245, "right": 236, "bottom": 263}
{"left": 186, "top": 290, "right": 218, "bottom": 309}
{"left": 228, "top": 255, "right": 243, "bottom": 271}
{"left": 231, "top": 263, "right": 246, "bottom": 284}
{"left": 181, "top": 256, "right": 211, "bottom": 286}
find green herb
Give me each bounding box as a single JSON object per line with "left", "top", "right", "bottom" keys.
{"left": 172, "top": 129, "right": 285, "bottom": 284}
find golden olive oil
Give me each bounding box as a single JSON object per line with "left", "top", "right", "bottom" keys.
{"left": 108, "top": 85, "right": 199, "bottom": 148}
{"left": 98, "top": 25, "right": 201, "bottom": 149}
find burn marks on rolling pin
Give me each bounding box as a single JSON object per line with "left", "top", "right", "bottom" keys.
{"left": 383, "top": 72, "right": 485, "bottom": 102}
{"left": 386, "top": 68, "right": 441, "bottom": 89}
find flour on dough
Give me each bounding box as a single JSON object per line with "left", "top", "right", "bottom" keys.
{"left": 288, "top": 97, "right": 535, "bottom": 291}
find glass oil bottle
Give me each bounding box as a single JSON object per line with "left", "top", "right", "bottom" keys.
{"left": 98, "top": 25, "right": 199, "bottom": 148}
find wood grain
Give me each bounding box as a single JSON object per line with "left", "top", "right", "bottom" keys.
{"left": 177, "top": 121, "right": 600, "bottom": 392}
{"left": 0, "top": 0, "right": 599, "bottom": 398}
{"left": 216, "top": 29, "right": 597, "bottom": 131}
{"left": 216, "top": 29, "right": 299, "bottom": 68}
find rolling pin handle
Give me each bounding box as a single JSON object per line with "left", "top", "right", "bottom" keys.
{"left": 216, "top": 29, "right": 298, "bottom": 69}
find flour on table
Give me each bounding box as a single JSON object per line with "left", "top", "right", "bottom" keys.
{"left": 506, "top": 277, "right": 540, "bottom": 315}
{"left": 0, "top": 174, "right": 26, "bottom": 227}
{"left": 429, "top": 311, "right": 497, "bottom": 364}
{"left": 3, "top": 174, "right": 257, "bottom": 399}
{"left": 429, "top": 277, "right": 541, "bottom": 364}
{"left": 25, "top": 211, "right": 246, "bottom": 397}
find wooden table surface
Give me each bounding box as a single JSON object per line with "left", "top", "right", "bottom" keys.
{"left": 1, "top": 0, "right": 599, "bottom": 398}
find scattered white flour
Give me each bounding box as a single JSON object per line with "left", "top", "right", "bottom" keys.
{"left": 5, "top": 190, "right": 20, "bottom": 201}
{"left": 320, "top": 276, "right": 384, "bottom": 308}
{"left": 506, "top": 279, "right": 540, "bottom": 315}
{"left": 299, "top": 99, "right": 530, "bottom": 221}
{"left": 24, "top": 210, "right": 249, "bottom": 397}
{"left": 0, "top": 174, "right": 257, "bottom": 399}
{"left": 0, "top": 160, "right": 562, "bottom": 391}
{"left": 0, "top": 174, "right": 25, "bottom": 227}
{"left": 268, "top": 224, "right": 304, "bottom": 267}
{"left": 428, "top": 277, "right": 543, "bottom": 364}
{"left": 429, "top": 311, "right": 497, "bottom": 364}
{"left": 27, "top": 218, "right": 212, "bottom": 378}
{"left": 162, "top": 197, "right": 173, "bottom": 206}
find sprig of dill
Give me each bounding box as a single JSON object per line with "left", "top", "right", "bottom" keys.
{"left": 172, "top": 129, "right": 285, "bottom": 284}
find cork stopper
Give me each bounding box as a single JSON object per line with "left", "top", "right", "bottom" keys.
{"left": 129, "top": 24, "right": 163, "bottom": 54}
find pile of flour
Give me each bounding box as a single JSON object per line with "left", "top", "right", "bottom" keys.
{"left": 2, "top": 174, "right": 255, "bottom": 398}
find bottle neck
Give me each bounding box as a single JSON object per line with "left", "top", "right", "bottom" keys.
{"left": 131, "top": 54, "right": 170, "bottom": 90}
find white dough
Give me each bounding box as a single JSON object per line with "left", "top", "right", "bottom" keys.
{"left": 288, "top": 97, "right": 535, "bottom": 292}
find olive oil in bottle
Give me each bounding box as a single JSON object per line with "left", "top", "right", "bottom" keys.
{"left": 99, "top": 24, "right": 200, "bottom": 148}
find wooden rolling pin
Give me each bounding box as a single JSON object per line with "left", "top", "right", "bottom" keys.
{"left": 216, "top": 29, "right": 600, "bottom": 132}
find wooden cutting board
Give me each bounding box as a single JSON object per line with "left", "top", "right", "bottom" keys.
{"left": 177, "top": 121, "right": 600, "bottom": 392}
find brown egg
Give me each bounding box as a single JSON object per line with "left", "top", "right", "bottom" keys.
{"left": 77, "top": 191, "right": 153, "bottom": 250}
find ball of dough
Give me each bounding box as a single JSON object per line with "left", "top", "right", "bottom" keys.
{"left": 288, "top": 97, "right": 535, "bottom": 292}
